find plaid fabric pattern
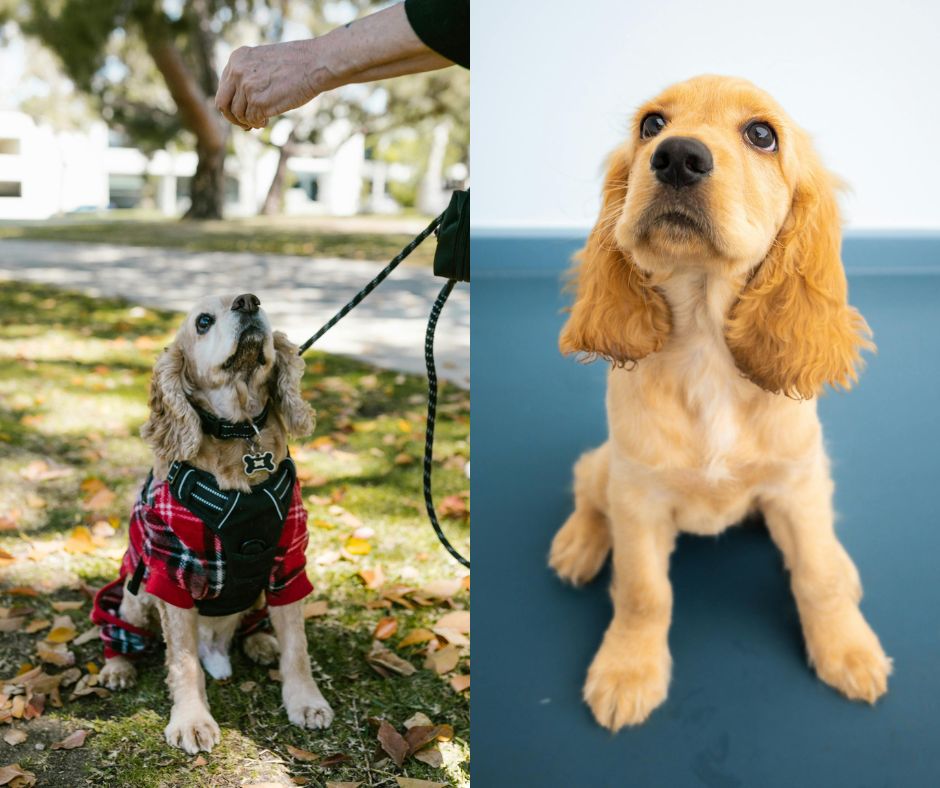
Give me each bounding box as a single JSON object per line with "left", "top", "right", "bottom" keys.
{"left": 91, "top": 472, "right": 312, "bottom": 658}
{"left": 92, "top": 577, "right": 274, "bottom": 660}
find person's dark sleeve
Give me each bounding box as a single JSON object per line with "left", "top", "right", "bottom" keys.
{"left": 404, "top": 0, "right": 469, "bottom": 68}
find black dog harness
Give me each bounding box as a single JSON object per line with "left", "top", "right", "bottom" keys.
{"left": 127, "top": 456, "right": 297, "bottom": 616}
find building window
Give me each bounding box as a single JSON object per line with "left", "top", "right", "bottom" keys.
{"left": 109, "top": 174, "right": 144, "bottom": 209}
{"left": 291, "top": 173, "right": 319, "bottom": 201}
{"left": 0, "top": 139, "right": 19, "bottom": 155}
{"left": 0, "top": 181, "right": 22, "bottom": 198}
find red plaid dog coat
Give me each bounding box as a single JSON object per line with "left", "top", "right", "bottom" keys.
{"left": 92, "top": 458, "right": 312, "bottom": 659}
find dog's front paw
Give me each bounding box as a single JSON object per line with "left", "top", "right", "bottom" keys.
{"left": 99, "top": 656, "right": 137, "bottom": 690}
{"left": 583, "top": 629, "right": 671, "bottom": 731}
{"left": 164, "top": 705, "right": 221, "bottom": 754}
{"left": 243, "top": 631, "right": 280, "bottom": 665}
{"left": 808, "top": 616, "right": 891, "bottom": 704}
{"left": 549, "top": 510, "right": 611, "bottom": 586}
{"left": 284, "top": 683, "right": 334, "bottom": 730}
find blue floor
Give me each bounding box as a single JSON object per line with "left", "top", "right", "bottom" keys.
{"left": 471, "top": 231, "right": 940, "bottom": 787}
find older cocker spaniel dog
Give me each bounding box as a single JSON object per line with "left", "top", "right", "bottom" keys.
{"left": 92, "top": 293, "right": 332, "bottom": 753}
{"left": 550, "top": 75, "right": 890, "bottom": 731}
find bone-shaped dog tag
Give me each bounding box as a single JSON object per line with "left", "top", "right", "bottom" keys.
{"left": 243, "top": 451, "right": 275, "bottom": 475}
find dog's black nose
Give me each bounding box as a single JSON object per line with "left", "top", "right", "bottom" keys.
{"left": 651, "top": 137, "right": 713, "bottom": 188}
{"left": 232, "top": 293, "right": 260, "bottom": 314}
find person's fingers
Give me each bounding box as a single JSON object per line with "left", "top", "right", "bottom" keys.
{"left": 231, "top": 86, "right": 249, "bottom": 126}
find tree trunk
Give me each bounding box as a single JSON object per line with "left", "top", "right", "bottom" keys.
{"left": 139, "top": 9, "right": 228, "bottom": 220}
{"left": 261, "top": 133, "right": 299, "bottom": 215}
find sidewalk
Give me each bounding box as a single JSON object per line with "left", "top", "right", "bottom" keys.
{"left": 0, "top": 239, "right": 469, "bottom": 386}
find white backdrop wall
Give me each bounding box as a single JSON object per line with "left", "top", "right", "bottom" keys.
{"left": 471, "top": 0, "right": 940, "bottom": 229}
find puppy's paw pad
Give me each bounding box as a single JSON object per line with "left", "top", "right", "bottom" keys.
{"left": 286, "top": 692, "right": 334, "bottom": 730}
{"left": 164, "top": 710, "right": 221, "bottom": 754}
{"left": 549, "top": 512, "right": 610, "bottom": 586}
{"left": 99, "top": 658, "right": 137, "bottom": 690}
{"left": 583, "top": 644, "right": 670, "bottom": 731}
{"left": 243, "top": 632, "right": 280, "bottom": 665}
{"left": 816, "top": 644, "right": 892, "bottom": 704}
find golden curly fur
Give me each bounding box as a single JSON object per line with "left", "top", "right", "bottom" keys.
{"left": 100, "top": 294, "right": 333, "bottom": 754}
{"left": 551, "top": 76, "right": 889, "bottom": 731}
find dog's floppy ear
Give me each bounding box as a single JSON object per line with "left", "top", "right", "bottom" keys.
{"left": 269, "top": 331, "right": 314, "bottom": 438}
{"left": 725, "top": 152, "right": 874, "bottom": 399}
{"left": 559, "top": 145, "right": 671, "bottom": 365}
{"left": 140, "top": 340, "right": 202, "bottom": 463}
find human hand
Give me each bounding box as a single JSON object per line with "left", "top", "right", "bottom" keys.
{"left": 215, "top": 40, "right": 326, "bottom": 130}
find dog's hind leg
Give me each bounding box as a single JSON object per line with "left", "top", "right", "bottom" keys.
{"left": 99, "top": 581, "right": 155, "bottom": 690}
{"left": 550, "top": 443, "right": 612, "bottom": 586}
{"left": 197, "top": 614, "right": 240, "bottom": 680}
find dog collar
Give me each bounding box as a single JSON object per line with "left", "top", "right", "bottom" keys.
{"left": 192, "top": 402, "right": 270, "bottom": 440}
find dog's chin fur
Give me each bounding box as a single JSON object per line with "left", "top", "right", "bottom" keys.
{"left": 553, "top": 75, "right": 888, "bottom": 733}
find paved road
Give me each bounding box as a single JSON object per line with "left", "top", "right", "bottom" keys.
{"left": 0, "top": 239, "right": 469, "bottom": 387}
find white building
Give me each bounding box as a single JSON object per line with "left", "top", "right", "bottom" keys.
{"left": 0, "top": 110, "right": 415, "bottom": 220}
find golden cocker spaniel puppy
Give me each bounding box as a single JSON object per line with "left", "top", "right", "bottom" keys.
{"left": 550, "top": 75, "right": 890, "bottom": 731}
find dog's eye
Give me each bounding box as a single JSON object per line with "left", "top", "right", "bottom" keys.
{"left": 744, "top": 121, "right": 777, "bottom": 151}
{"left": 195, "top": 313, "right": 215, "bottom": 335}
{"left": 640, "top": 113, "right": 667, "bottom": 139}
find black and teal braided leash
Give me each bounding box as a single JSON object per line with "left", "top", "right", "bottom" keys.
{"left": 297, "top": 213, "right": 470, "bottom": 568}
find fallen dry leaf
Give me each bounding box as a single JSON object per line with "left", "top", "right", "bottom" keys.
{"left": 68, "top": 673, "right": 109, "bottom": 701}
{"left": 420, "top": 578, "right": 463, "bottom": 599}
{"left": 44, "top": 626, "right": 77, "bottom": 644}
{"left": 0, "top": 548, "right": 14, "bottom": 561}
{"left": 36, "top": 641, "right": 75, "bottom": 667}
{"left": 64, "top": 526, "right": 96, "bottom": 555}
{"left": 413, "top": 746, "right": 443, "bottom": 767}
{"left": 23, "top": 620, "right": 50, "bottom": 635}
{"left": 450, "top": 674, "right": 470, "bottom": 693}
{"left": 325, "top": 782, "right": 362, "bottom": 788}
{"left": 0, "top": 618, "right": 26, "bottom": 633}
{"left": 358, "top": 565, "right": 385, "bottom": 590}
{"left": 72, "top": 626, "right": 100, "bottom": 646}
{"left": 376, "top": 720, "right": 408, "bottom": 768}
{"left": 404, "top": 724, "right": 449, "bottom": 755}
{"left": 2, "top": 730, "right": 26, "bottom": 746}
{"left": 398, "top": 628, "right": 437, "bottom": 648}
{"left": 424, "top": 645, "right": 460, "bottom": 675}
{"left": 344, "top": 536, "right": 370, "bottom": 556}
{"left": 366, "top": 641, "right": 416, "bottom": 677}
{"left": 81, "top": 487, "right": 115, "bottom": 513}
{"left": 433, "top": 627, "right": 469, "bottom": 647}
{"left": 0, "top": 764, "right": 37, "bottom": 787}
{"left": 319, "top": 753, "right": 352, "bottom": 767}
{"left": 438, "top": 494, "right": 469, "bottom": 520}
{"left": 434, "top": 610, "right": 469, "bottom": 634}
{"left": 3, "top": 588, "right": 37, "bottom": 598}
{"left": 302, "top": 600, "right": 329, "bottom": 618}
{"left": 395, "top": 779, "right": 445, "bottom": 788}
{"left": 373, "top": 617, "right": 398, "bottom": 641}
{"left": 50, "top": 601, "right": 84, "bottom": 612}
{"left": 51, "top": 729, "right": 88, "bottom": 750}
{"left": 403, "top": 712, "right": 433, "bottom": 729}
{"left": 191, "top": 755, "right": 208, "bottom": 768}
{"left": 285, "top": 744, "right": 319, "bottom": 763}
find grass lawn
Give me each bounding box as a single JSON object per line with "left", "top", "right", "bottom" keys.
{"left": 0, "top": 213, "right": 436, "bottom": 266}
{"left": 0, "top": 282, "right": 470, "bottom": 787}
